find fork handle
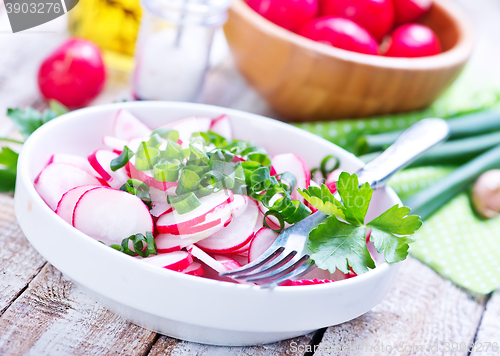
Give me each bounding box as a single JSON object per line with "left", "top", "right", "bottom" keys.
{"left": 355, "top": 118, "right": 450, "bottom": 188}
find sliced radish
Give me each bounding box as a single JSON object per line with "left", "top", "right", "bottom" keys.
{"left": 141, "top": 251, "right": 193, "bottom": 272}
{"left": 155, "top": 233, "right": 193, "bottom": 253}
{"left": 156, "top": 190, "right": 234, "bottom": 234}
{"left": 73, "top": 187, "right": 153, "bottom": 245}
{"left": 196, "top": 198, "right": 259, "bottom": 253}
{"left": 35, "top": 162, "right": 102, "bottom": 210}
{"left": 279, "top": 279, "right": 334, "bottom": 286}
{"left": 325, "top": 169, "right": 341, "bottom": 185}
{"left": 48, "top": 153, "right": 98, "bottom": 176}
{"left": 248, "top": 227, "right": 279, "bottom": 263}
{"left": 212, "top": 254, "right": 242, "bottom": 271}
{"left": 225, "top": 253, "right": 249, "bottom": 266}
{"left": 301, "top": 266, "right": 352, "bottom": 281}
{"left": 209, "top": 114, "right": 232, "bottom": 140}
{"left": 88, "top": 149, "right": 129, "bottom": 189}
{"left": 181, "top": 261, "right": 205, "bottom": 276}
{"left": 271, "top": 153, "right": 311, "bottom": 203}
{"left": 189, "top": 245, "right": 228, "bottom": 273}
{"left": 166, "top": 116, "right": 212, "bottom": 148}
{"left": 113, "top": 109, "right": 151, "bottom": 141}
{"left": 127, "top": 162, "right": 178, "bottom": 192}
{"left": 103, "top": 135, "right": 127, "bottom": 153}
{"left": 55, "top": 185, "right": 101, "bottom": 224}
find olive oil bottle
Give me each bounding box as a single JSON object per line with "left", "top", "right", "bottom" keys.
{"left": 68, "top": 0, "right": 142, "bottom": 73}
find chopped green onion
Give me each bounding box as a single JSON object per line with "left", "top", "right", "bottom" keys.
{"left": 320, "top": 155, "right": 340, "bottom": 179}
{"left": 152, "top": 127, "right": 179, "bottom": 142}
{"left": 109, "top": 232, "right": 157, "bottom": 257}
{"left": 135, "top": 144, "right": 160, "bottom": 171}
{"left": 146, "top": 231, "right": 157, "bottom": 255}
{"left": 170, "top": 192, "right": 202, "bottom": 214}
{"left": 189, "top": 138, "right": 209, "bottom": 164}
{"left": 179, "top": 148, "right": 192, "bottom": 161}
{"left": 120, "top": 179, "right": 151, "bottom": 208}
{"left": 263, "top": 210, "right": 285, "bottom": 232}
{"left": 154, "top": 159, "right": 181, "bottom": 182}
{"left": 163, "top": 139, "right": 182, "bottom": 159}
{"left": 176, "top": 168, "right": 201, "bottom": 195}
{"left": 146, "top": 133, "right": 163, "bottom": 149}
{"left": 279, "top": 171, "right": 297, "bottom": 194}
{"left": 110, "top": 146, "right": 134, "bottom": 172}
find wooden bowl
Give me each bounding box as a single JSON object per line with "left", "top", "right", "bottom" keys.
{"left": 224, "top": 0, "right": 474, "bottom": 121}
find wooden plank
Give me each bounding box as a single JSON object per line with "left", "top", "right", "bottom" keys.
{"left": 148, "top": 333, "right": 314, "bottom": 356}
{"left": 470, "top": 291, "right": 500, "bottom": 356}
{"left": 0, "top": 194, "right": 46, "bottom": 316}
{"left": 314, "top": 257, "right": 485, "bottom": 356}
{"left": 0, "top": 264, "right": 158, "bottom": 356}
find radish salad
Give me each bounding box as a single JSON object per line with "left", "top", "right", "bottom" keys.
{"left": 34, "top": 110, "right": 420, "bottom": 285}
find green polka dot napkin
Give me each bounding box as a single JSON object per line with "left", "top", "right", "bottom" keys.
{"left": 296, "top": 66, "right": 500, "bottom": 294}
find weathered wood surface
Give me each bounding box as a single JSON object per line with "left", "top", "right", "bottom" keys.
{"left": 148, "top": 333, "right": 314, "bottom": 356}
{"left": 471, "top": 292, "right": 500, "bottom": 356}
{"left": 315, "top": 258, "right": 486, "bottom": 356}
{"left": 0, "top": 0, "right": 500, "bottom": 354}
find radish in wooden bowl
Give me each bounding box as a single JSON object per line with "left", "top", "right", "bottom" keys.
{"left": 15, "top": 101, "right": 407, "bottom": 346}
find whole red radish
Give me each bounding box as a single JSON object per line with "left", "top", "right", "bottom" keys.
{"left": 384, "top": 24, "right": 441, "bottom": 57}
{"left": 246, "top": 0, "right": 318, "bottom": 32}
{"left": 320, "top": 0, "right": 394, "bottom": 41}
{"left": 38, "top": 39, "right": 106, "bottom": 108}
{"left": 393, "top": 0, "right": 432, "bottom": 25}
{"left": 298, "top": 16, "right": 379, "bottom": 55}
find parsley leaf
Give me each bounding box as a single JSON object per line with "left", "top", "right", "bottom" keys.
{"left": 298, "top": 184, "right": 344, "bottom": 218}
{"left": 0, "top": 147, "right": 19, "bottom": 192}
{"left": 302, "top": 172, "right": 422, "bottom": 275}
{"left": 336, "top": 171, "right": 372, "bottom": 225}
{"left": 6, "top": 100, "right": 68, "bottom": 139}
{"left": 308, "top": 215, "right": 375, "bottom": 275}
{"left": 367, "top": 205, "right": 422, "bottom": 263}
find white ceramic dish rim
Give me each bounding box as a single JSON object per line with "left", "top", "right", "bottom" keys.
{"left": 15, "top": 101, "right": 401, "bottom": 341}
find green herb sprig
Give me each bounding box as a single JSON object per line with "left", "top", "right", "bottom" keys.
{"left": 0, "top": 101, "right": 68, "bottom": 192}
{"left": 300, "top": 172, "right": 422, "bottom": 275}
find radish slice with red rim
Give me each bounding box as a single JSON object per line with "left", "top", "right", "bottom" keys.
{"left": 155, "top": 233, "right": 193, "bottom": 253}
{"left": 140, "top": 251, "right": 193, "bottom": 272}
{"left": 195, "top": 198, "right": 259, "bottom": 253}
{"left": 35, "top": 162, "right": 103, "bottom": 210}
{"left": 73, "top": 187, "right": 153, "bottom": 245}
{"left": 102, "top": 136, "right": 127, "bottom": 153}
{"left": 88, "top": 149, "right": 129, "bottom": 189}
{"left": 166, "top": 116, "right": 212, "bottom": 148}
{"left": 212, "top": 254, "right": 242, "bottom": 271}
{"left": 271, "top": 153, "right": 311, "bottom": 203}
{"left": 181, "top": 261, "right": 205, "bottom": 276}
{"left": 156, "top": 190, "right": 234, "bottom": 234}
{"left": 248, "top": 227, "right": 279, "bottom": 263}
{"left": 48, "top": 153, "right": 98, "bottom": 176}
{"left": 113, "top": 109, "right": 152, "bottom": 141}
{"left": 209, "top": 114, "right": 232, "bottom": 140}
{"left": 189, "top": 245, "right": 227, "bottom": 273}
{"left": 55, "top": 185, "right": 101, "bottom": 224}
{"left": 127, "top": 162, "right": 178, "bottom": 192}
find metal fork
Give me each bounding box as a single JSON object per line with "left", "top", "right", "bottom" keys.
{"left": 220, "top": 118, "right": 450, "bottom": 286}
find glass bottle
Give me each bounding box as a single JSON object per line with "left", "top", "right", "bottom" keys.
{"left": 68, "top": 0, "right": 142, "bottom": 73}
{"left": 132, "top": 0, "right": 231, "bottom": 102}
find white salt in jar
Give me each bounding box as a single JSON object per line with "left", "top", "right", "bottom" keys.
{"left": 133, "top": 0, "right": 231, "bottom": 101}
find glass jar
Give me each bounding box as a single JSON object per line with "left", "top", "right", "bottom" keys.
{"left": 132, "top": 0, "right": 231, "bottom": 102}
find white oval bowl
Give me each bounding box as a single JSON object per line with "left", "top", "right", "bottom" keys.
{"left": 15, "top": 101, "right": 402, "bottom": 346}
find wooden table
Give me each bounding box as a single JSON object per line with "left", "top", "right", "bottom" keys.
{"left": 1, "top": 1, "right": 500, "bottom": 354}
